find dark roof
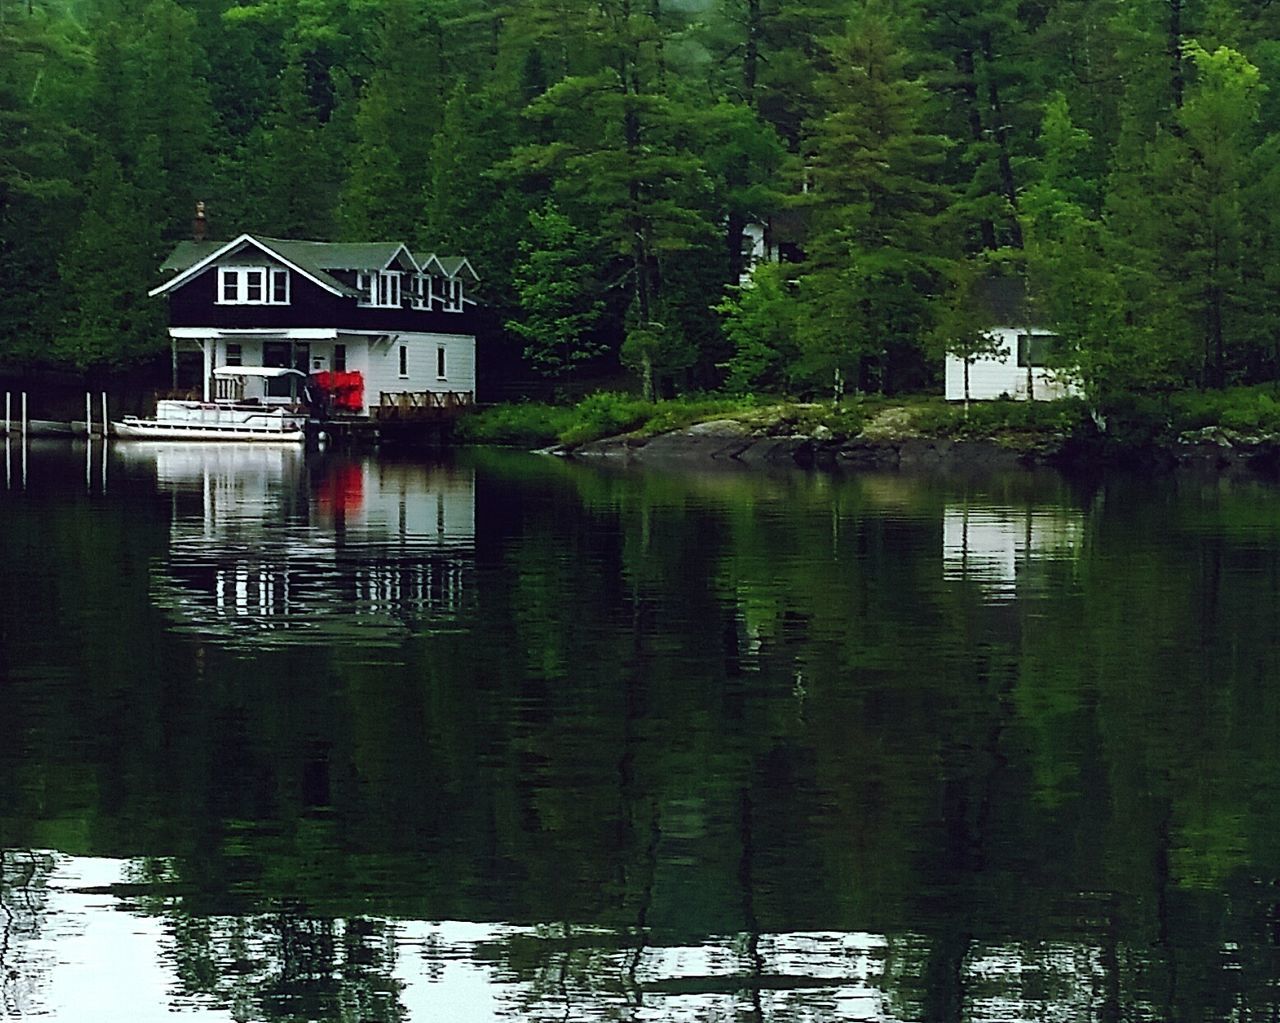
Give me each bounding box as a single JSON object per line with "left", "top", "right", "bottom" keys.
{"left": 973, "top": 277, "right": 1033, "bottom": 326}
{"left": 157, "top": 236, "right": 476, "bottom": 297}
{"left": 435, "top": 256, "right": 479, "bottom": 281}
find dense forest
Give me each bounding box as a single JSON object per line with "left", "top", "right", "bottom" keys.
{"left": 4, "top": 0, "right": 1280, "bottom": 401}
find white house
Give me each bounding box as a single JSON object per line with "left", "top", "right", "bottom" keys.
{"left": 149, "top": 232, "right": 480, "bottom": 417}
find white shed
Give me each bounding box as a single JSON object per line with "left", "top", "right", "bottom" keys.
{"left": 944, "top": 278, "right": 1078, "bottom": 402}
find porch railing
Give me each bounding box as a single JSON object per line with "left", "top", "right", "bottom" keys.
{"left": 375, "top": 391, "right": 474, "bottom": 421}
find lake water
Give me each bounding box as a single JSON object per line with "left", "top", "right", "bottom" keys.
{"left": 2, "top": 440, "right": 1279, "bottom": 1021}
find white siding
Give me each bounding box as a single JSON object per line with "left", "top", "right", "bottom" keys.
{"left": 944, "top": 326, "right": 1077, "bottom": 402}
{"left": 359, "top": 332, "right": 476, "bottom": 415}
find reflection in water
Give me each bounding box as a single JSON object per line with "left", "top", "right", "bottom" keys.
{"left": 1, "top": 852, "right": 1143, "bottom": 1022}
{"left": 120, "top": 444, "right": 475, "bottom": 648}
{"left": 3, "top": 452, "right": 1280, "bottom": 1020}
{"left": 942, "top": 502, "right": 1083, "bottom": 599}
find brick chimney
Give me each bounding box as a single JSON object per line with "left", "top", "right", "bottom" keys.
{"left": 193, "top": 201, "right": 207, "bottom": 242}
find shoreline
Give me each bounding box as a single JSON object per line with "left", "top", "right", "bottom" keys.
{"left": 558, "top": 420, "right": 1280, "bottom": 478}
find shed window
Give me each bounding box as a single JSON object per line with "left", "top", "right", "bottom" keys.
{"left": 398, "top": 345, "right": 408, "bottom": 377}
{"left": 224, "top": 343, "right": 242, "bottom": 366}
{"left": 436, "top": 346, "right": 446, "bottom": 379}
{"left": 1016, "top": 333, "right": 1058, "bottom": 368}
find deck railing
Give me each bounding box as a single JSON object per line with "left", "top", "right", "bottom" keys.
{"left": 376, "top": 391, "right": 474, "bottom": 421}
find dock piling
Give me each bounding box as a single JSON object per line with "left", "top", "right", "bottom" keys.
{"left": 101, "top": 392, "right": 108, "bottom": 440}
{"left": 86, "top": 392, "right": 92, "bottom": 437}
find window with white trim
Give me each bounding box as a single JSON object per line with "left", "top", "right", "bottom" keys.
{"left": 436, "top": 346, "right": 446, "bottom": 379}
{"left": 443, "top": 278, "right": 463, "bottom": 312}
{"left": 225, "top": 343, "right": 242, "bottom": 366}
{"left": 398, "top": 345, "right": 408, "bottom": 377}
{"left": 358, "top": 270, "right": 403, "bottom": 308}
{"left": 218, "top": 266, "right": 289, "bottom": 305}
{"left": 412, "top": 274, "right": 430, "bottom": 310}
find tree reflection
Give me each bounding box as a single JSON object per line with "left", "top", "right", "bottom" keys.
{"left": 4, "top": 451, "right": 1280, "bottom": 1016}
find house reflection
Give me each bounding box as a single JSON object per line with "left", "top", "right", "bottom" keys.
{"left": 119, "top": 445, "right": 475, "bottom": 648}
{"left": 942, "top": 502, "right": 1084, "bottom": 599}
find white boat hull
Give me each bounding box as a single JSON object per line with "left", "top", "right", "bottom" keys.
{"left": 113, "top": 420, "right": 305, "bottom": 442}
{"left": 114, "top": 406, "right": 307, "bottom": 443}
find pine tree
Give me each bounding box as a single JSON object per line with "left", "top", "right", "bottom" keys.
{"left": 506, "top": 200, "right": 607, "bottom": 379}
{"left": 796, "top": 5, "right": 952, "bottom": 395}
{"left": 56, "top": 153, "right": 165, "bottom": 369}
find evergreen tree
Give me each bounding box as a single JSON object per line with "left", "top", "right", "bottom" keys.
{"left": 511, "top": 0, "right": 718, "bottom": 399}
{"left": 796, "top": 5, "right": 952, "bottom": 395}
{"left": 56, "top": 152, "right": 165, "bottom": 369}
{"left": 0, "top": 8, "right": 86, "bottom": 364}
{"left": 919, "top": 0, "right": 1040, "bottom": 251}
{"left": 338, "top": 0, "right": 446, "bottom": 239}
{"left": 506, "top": 200, "right": 606, "bottom": 380}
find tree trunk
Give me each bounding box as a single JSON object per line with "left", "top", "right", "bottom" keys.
{"left": 956, "top": 48, "right": 996, "bottom": 251}
{"left": 1169, "top": 0, "right": 1184, "bottom": 111}
{"left": 963, "top": 357, "right": 971, "bottom": 417}
{"left": 743, "top": 0, "right": 760, "bottom": 107}
{"left": 642, "top": 352, "right": 655, "bottom": 402}
{"left": 980, "top": 31, "right": 1023, "bottom": 250}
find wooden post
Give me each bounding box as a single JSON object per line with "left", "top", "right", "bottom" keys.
{"left": 86, "top": 392, "right": 92, "bottom": 436}
{"left": 21, "top": 391, "right": 27, "bottom": 436}
{"left": 101, "top": 392, "right": 108, "bottom": 439}
{"left": 4, "top": 392, "right": 9, "bottom": 435}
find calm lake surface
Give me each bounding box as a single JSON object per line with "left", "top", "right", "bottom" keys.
{"left": 2, "top": 440, "right": 1279, "bottom": 1021}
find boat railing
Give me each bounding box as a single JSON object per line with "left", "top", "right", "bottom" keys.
{"left": 212, "top": 375, "right": 245, "bottom": 402}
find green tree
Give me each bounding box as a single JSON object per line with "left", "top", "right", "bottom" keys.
{"left": 0, "top": 8, "right": 86, "bottom": 364}
{"left": 715, "top": 262, "right": 800, "bottom": 395}
{"left": 795, "top": 5, "right": 952, "bottom": 395}
{"left": 511, "top": 0, "right": 719, "bottom": 399}
{"left": 506, "top": 200, "right": 606, "bottom": 380}
{"left": 56, "top": 151, "right": 165, "bottom": 369}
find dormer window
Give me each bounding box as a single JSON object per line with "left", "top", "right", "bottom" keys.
{"left": 443, "top": 278, "right": 463, "bottom": 312}
{"left": 218, "top": 266, "right": 289, "bottom": 305}
{"left": 412, "top": 273, "right": 430, "bottom": 310}
{"left": 358, "top": 270, "right": 402, "bottom": 308}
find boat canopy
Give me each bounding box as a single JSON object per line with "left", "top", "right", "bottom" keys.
{"left": 212, "top": 366, "right": 309, "bottom": 380}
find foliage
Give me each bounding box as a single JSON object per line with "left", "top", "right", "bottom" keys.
{"left": 506, "top": 200, "right": 606, "bottom": 379}
{"left": 716, "top": 263, "right": 800, "bottom": 395}
{"left": 9, "top": 0, "right": 1280, "bottom": 401}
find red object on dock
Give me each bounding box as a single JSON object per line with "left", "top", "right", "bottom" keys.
{"left": 312, "top": 371, "right": 365, "bottom": 412}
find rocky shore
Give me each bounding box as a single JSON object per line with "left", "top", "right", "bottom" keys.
{"left": 562, "top": 418, "right": 1280, "bottom": 476}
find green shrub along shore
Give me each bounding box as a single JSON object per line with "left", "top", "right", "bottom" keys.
{"left": 456, "top": 387, "right": 1280, "bottom": 466}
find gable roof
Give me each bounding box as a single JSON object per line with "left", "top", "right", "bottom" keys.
{"left": 436, "top": 256, "right": 480, "bottom": 282}
{"left": 152, "top": 235, "right": 477, "bottom": 297}
{"left": 150, "top": 234, "right": 356, "bottom": 298}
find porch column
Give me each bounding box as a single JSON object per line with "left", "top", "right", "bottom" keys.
{"left": 201, "top": 338, "right": 212, "bottom": 401}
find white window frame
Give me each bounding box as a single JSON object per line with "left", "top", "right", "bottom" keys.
{"left": 270, "top": 267, "right": 289, "bottom": 304}
{"left": 398, "top": 344, "right": 409, "bottom": 378}
{"left": 436, "top": 345, "right": 447, "bottom": 380}
{"left": 443, "top": 278, "right": 463, "bottom": 312}
{"left": 412, "top": 273, "right": 430, "bottom": 310}
{"left": 358, "top": 270, "right": 403, "bottom": 308}
{"left": 217, "top": 265, "right": 289, "bottom": 305}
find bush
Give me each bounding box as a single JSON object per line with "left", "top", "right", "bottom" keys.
{"left": 909, "top": 397, "right": 1089, "bottom": 438}
{"left": 454, "top": 402, "right": 576, "bottom": 447}
{"left": 1168, "top": 386, "right": 1280, "bottom": 436}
